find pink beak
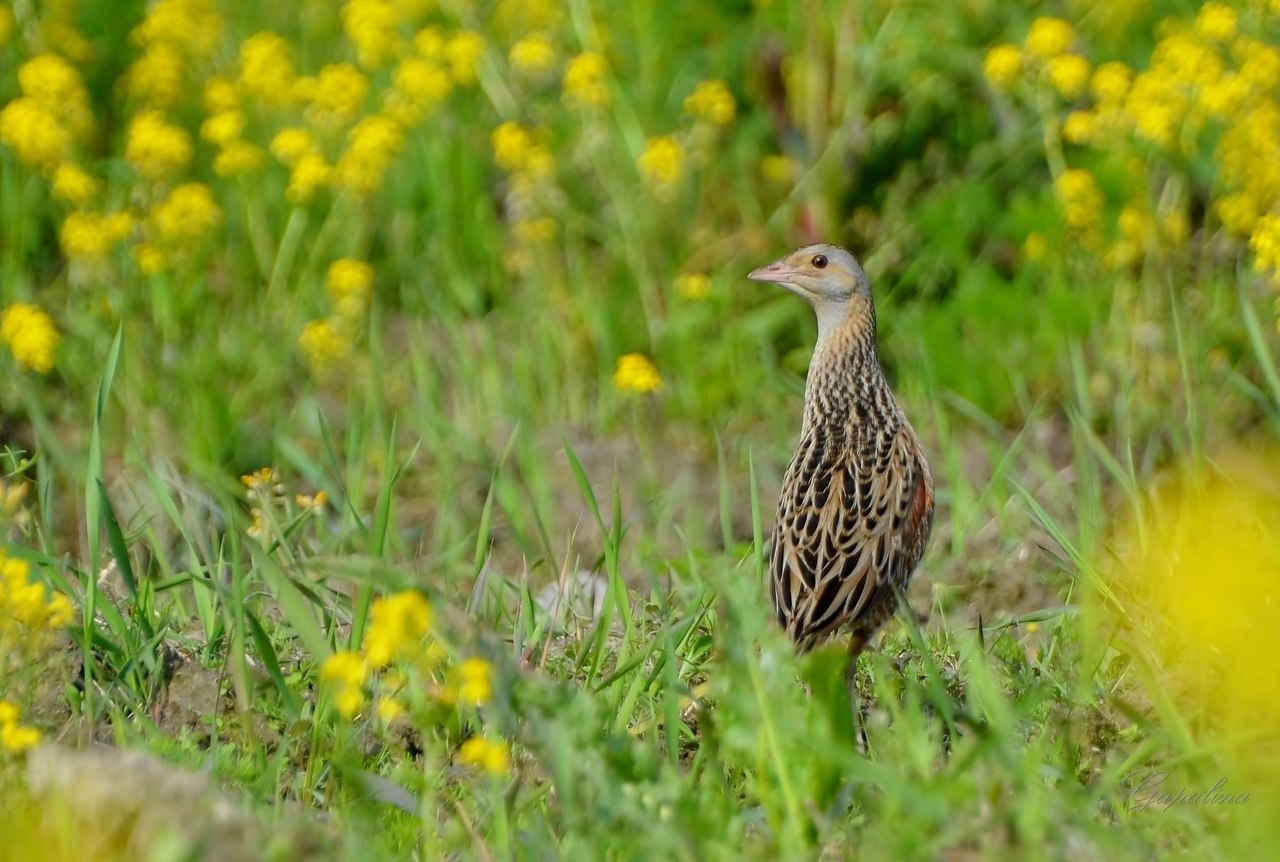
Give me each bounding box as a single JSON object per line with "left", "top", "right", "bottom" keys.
{"left": 747, "top": 260, "right": 800, "bottom": 284}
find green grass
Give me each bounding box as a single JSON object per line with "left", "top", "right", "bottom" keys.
{"left": 3, "top": 0, "right": 1280, "bottom": 859}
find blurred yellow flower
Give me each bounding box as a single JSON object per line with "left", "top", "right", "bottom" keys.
{"left": 413, "top": 25, "right": 446, "bottom": 60}
{"left": 683, "top": 79, "right": 735, "bottom": 125}
{"left": 1047, "top": 54, "right": 1090, "bottom": 100}
{"left": 613, "top": 352, "right": 662, "bottom": 393}
{"left": 1025, "top": 17, "right": 1075, "bottom": 60}
{"left": 760, "top": 154, "right": 794, "bottom": 183}
{"left": 18, "top": 53, "right": 92, "bottom": 136}
{"left": 343, "top": 0, "right": 400, "bottom": 69}
{"left": 213, "top": 141, "right": 265, "bottom": 177}
{"left": 563, "top": 51, "right": 610, "bottom": 108}
{"left": 510, "top": 33, "right": 556, "bottom": 75}
{"left": 327, "top": 258, "right": 375, "bottom": 316}
{"left": 0, "top": 98, "right": 69, "bottom": 171}
{"left": 458, "top": 736, "right": 509, "bottom": 775}
{"left": 1062, "top": 110, "right": 1095, "bottom": 144}
{"left": 321, "top": 650, "right": 367, "bottom": 718}
{"left": 299, "top": 317, "right": 350, "bottom": 371}
{"left": 364, "top": 591, "right": 433, "bottom": 667}
{"left": 125, "top": 43, "right": 186, "bottom": 107}
{"left": 0, "top": 701, "right": 41, "bottom": 754}
{"left": 1022, "top": 232, "right": 1048, "bottom": 262}
{"left": 133, "top": 242, "right": 166, "bottom": 275}
{"left": 446, "top": 31, "right": 485, "bottom": 85}
{"left": 152, "top": 183, "right": 221, "bottom": 245}
{"left": 376, "top": 696, "right": 405, "bottom": 723}
{"left": 491, "top": 121, "right": 535, "bottom": 172}
{"left": 455, "top": 657, "right": 494, "bottom": 706}
{"left": 50, "top": 163, "right": 99, "bottom": 206}
{"left": 675, "top": 272, "right": 711, "bottom": 300}
{"left": 0, "top": 5, "right": 14, "bottom": 46}
{"left": 203, "top": 76, "right": 239, "bottom": 113}
{"left": 1106, "top": 451, "right": 1280, "bottom": 761}
{"left": 60, "top": 210, "right": 132, "bottom": 260}
{"left": 1054, "top": 168, "right": 1102, "bottom": 234}
{"left": 309, "top": 63, "right": 370, "bottom": 127}
{"left": 1090, "top": 61, "right": 1132, "bottom": 104}
{"left": 387, "top": 56, "right": 453, "bottom": 125}
{"left": 1194, "top": 2, "right": 1237, "bottom": 42}
{"left": 132, "top": 0, "right": 223, "bottom": 59}
{"left": 1, "top": 303, "right": 59, "bottom": 374}
{"left": 238, "top": 32, "right": 296, "bottom": 105}
{"left": 637, "top": 135, "right": 685, "bottom": 190}
{"left": 200, "top": 110, "right": 245, "bottom": 147}
{"left": 334, "top": 115, "right": 404, "bottom": 195}
{"left": 514, "top": 216, "right": 557, "bottom": 245}
{"left": 270, "top": 127, "right": 316, "bottom": 167}
{"left": 125, "top": 110, "right": 192, "bottom": 179}
{"left": 287, "top": 152, "right": 333, "bottom": 204}
{"left": 1250, "top": 213, "right": 1280, "bottom": 273}
{"left": 983, "top": 44, "right": 1022, "bottom": 90}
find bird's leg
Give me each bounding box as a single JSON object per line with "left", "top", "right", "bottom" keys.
{"left": 845, "top": 632, "right": 869, "bottom": 754}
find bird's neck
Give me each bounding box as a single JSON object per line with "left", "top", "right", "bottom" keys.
{"left": 802, "top": 308, "right": 884, "bottom": 429}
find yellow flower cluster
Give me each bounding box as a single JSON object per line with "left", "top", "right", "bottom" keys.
{"left": 562, "top": 52, "right": 610, "bottom": 108}
{"left": 126, "top": 109, "right": 193, "bottom": 179}
{"left": 300, "top": 257, "right": 377, "bottom": 374}
{"left": 60, "top": 211, "right": 133, "bottom": 262}
{"left": 0, "top": 53, "right": 92, "bottom": 171}
{"left": 674, "top": 272, "right": 711, "bottom": 300}
{"left": 613, "top": 353, "right": 662, "bottom": 393}
{"left": 1, "top": 303, "right": 60, "bottom": 374}
{"left": 299, "top": 318, "right": 351, "bottom": 374}
{"left": 683, "top": 79, "right": 736, "bottom": 125}
{"left": 1053, "top": 169, "right": 1103, "bottom": 238}
{"left": 459, "top": 735, "right": 510, "bottom": 775}
{"left": 0, "top": 701, "right": 40, "bottom": 754}
{"left": 637, "top": 135, "right": 686, "bottom": 193}
{"left": 125, "top": 0, "right": 223, "bottom": 108}
{"left": 510, "top": 33, "right": 557, "bottom": 76}
{"left": 983, "top": 17, "right": 1090, "bottom": 100}
{"left": 327, "top": 258, "right": 375, "bottom": 318}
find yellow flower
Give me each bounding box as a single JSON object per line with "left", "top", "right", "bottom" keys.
{"left": 637, "top": 135, "right": 685, "bottom": 190}
{"left": 514, "top": 216, "right": 557, "bottom": 245}
{"left": 321, "top": 650, "right": 367, "bottom": 718}
{"left": 287, "top": 152, "right": 333, "bottom": 204}
{"left": 1054, "top": 168, "right": 1102, "bottom": 233}
{"left": 0, "top": 5, "right": 14, "bottom": 45}
{"left": 364, "top": 591, "right": 433, "bottom": 667}
{"left": 413, "top": 25, "right": 446, "bottom": 60}
{"left": 151, "top": 183, "right": 221, "bottom": 245}
{"left": 309, "top": 63, "right": 370, "bottom": 127}
{"left": 0, "top": 701, "right": 41, "bottom": 754}
{"left": 1125, "top": 71, "right": 1181, "bottom": 148}
{"left": 131, "top": 0, "right": 223, "bottom": 58}
{"left": 1250, "top": 213, "right": 1280, "bottom": 273}
{"left": 674, "top": 272, "right": 711, "bottom": 300}
{"left": 295, "top": 490, "right": 328, "bottom": 512}
{"left": 1025, "top": 17, "right": 1075, "bottom": 60}
{"left": 240, "top": 467, "right": 277, "bottom": 492}
{"left": 125, "top": 110, "right": 192, "bottom": 179}
{"left": 203, "top": 76, "right": 239, "bottom": 112}
{"left": 343, "top": 0, "right": 400, "bottom": 69}
{"left": 1215, "top": 193, "right": 1259, "bottom": 237}
{"left": 760, "top": 154, "right": 794, "bottom": 184}
{"left": 125, "top": 43, "right": 187, "bottom": 107}
{"left": 0, "top": 98, "right": 69, "bottom": 171}
{"left": 455, "top": 657, "right": 494, "bottom": 706}
{"left": 1022, "top": 232, "right": 1048, "bottom": 262}
{"left": 563, "top": 51, "right": 610, "bottom": 108}
{"left": 510, "top": 33, "right": 556, "bottom": 76}
{"left": 1062, "top": 110, "right": 1095, "bottom": 144}
{"left": 458, "top": 736, "right": 510, "bottom": 775}
{"left": 51, "top": 163, "right": 99, "bottom": 206}
{"left": 446, "top": 31, "right": 485, "bottom": 85}
{"left": 683, "top": 79, "right": 735, "bottom": 125}
{"left": 613, "top": 353, "right": 662, "bottom": 393}
{"left": 386, "top": 57, "right": 453, "bottom": 125}
{"left": 333, "top": 115, "right": 404, "bottom": 195}
{"left": 491, "top": 121, "right": 535, "bottom": 172}
{"left": 1194, "top": 2, "right": 1237, "bottom": 42}
{"left": 133, "top": 242, "right": 166, "bottom": 275}
{"left": 200, "top": 110, "right": 245, "bottom": 147}
{"left": 213, "top": 141, "right": 265, "bottom": 177}
{"left": 1091, "top": 61, "right": 1132, "bottom": 104}
{"left": 270, "top": 127, "right": 316, "bottom": 167}
{"left": 1046, "top": 55, "right": 1090, "bottom": 100}
{"left": 983, "top": 43, "right": 1023, "bottom": 90}
{"left": 327, "top": 258, "right": 374, "bottom": 316}
{"left": 1, "top": 303, "right": 59, "bottom": 374}
{"left": 18, "top": 53, "right": 92, "bottom": 136}
{"left": 60, "top": 210, "right": 132, "bottom": 260}
{"left": 299, "top": 317, "right": 350, "bottom": 371}
{"left": 238, "top": 31, "right": 296, "bottom": 105}
{"left": 376, "top": 696, "right": 405, "bottom": 723}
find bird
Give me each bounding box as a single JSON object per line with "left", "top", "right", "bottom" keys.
{"left": 748, "top": 243, "right": 934, "bottom": 680}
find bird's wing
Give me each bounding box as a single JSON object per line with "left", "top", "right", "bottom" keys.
{"left": 771, "top": 424, "right": 933, "bottom": 650}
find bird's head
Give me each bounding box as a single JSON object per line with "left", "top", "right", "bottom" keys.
{"left": 748, "top": 243, "right": 874, "bottom": 340}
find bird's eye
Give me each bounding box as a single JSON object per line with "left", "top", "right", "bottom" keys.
{"left": 812, "top": 254, "right": 828, "bottom": 269}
